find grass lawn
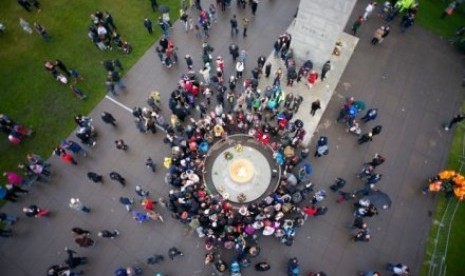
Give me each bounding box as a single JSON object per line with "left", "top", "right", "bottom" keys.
{"left": 415, "top": 0, "right": 465, "bottom": 38}
{"left": 0, "top": 0, "right": 180, "bottom": 173}
{"left": 411, "top": 1, "right": 465, "bottom": 275}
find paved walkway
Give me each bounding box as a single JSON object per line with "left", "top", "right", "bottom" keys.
{"left": 1, "top": 0, "right": 464, "bottom": 275}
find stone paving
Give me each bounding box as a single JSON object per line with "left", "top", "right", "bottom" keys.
{"left": 1, "top": 0, "right": 465, "bottom": 275}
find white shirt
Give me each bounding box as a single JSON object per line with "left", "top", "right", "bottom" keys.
{"left": 236, "top": 62, "right": 244, "bottom": 72}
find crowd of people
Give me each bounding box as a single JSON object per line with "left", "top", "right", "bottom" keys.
{"left": 87, "top": 10, "right": 132, "bottom": 54}
{"left": 0, "top": 113, "right": 33, "bottom": 144}
{"left": 0, "top": 0, "right": 432, "bottom": 275}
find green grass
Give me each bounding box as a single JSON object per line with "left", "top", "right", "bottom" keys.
{"left": 416, "top": 0, "right": 465, "bottom": 38}
{"left": 0, "top": 0, "right": 180, "bottom": 173}
{"left": 373, "top": 0, "right": 465, "bottom": 38}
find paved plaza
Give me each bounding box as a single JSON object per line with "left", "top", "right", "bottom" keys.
{"left": 1, "top": 0, "right": 465, "bottom": 275}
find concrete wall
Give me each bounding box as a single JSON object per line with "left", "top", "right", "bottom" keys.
{"left": 290, "top": 0, "right": 357, "bottom": 67}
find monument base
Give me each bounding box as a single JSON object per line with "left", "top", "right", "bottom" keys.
{"left": 258, "top": 32, "right": 359, "bottom": 147}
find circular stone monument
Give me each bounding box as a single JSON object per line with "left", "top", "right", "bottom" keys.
{"left": 203, "top": 134, "right": 281, "bottom": 206}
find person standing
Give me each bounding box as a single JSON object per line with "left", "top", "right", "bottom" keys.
{"left": 168, "top": 247, "right": 184, "bottom": 260}
{"left": 64, "top": 248, "right": 88, "bottom": 269}
{"left": 70, "top": 68, "right": 84, "bottom": 83}
{"left": 441, "top": 1, "right": 457, "bottom": 19}
{"left": 149, "top": 0, "right": 158, "bottom": 12}
{"left": 53, "top": 146, "right": 78, "bottom": 165}
{"left": 104, "top": 11, "right": 117, "bottom": 31}
{"left": 144, "top": 18, "right": 153, "bottom": 34}
{"left": 19, "top": 18, "right": 33, "bottom": 34}
{"left": 362, "top": 2, "right": 376, "bottom": 21}
{"left": 101, "top": 112, "right": 117, "bottom": 126}
{"left": 236, "top": 61, "right": 244, "bottom": 79}
{"left": 184, "top": 55, "right": 194, "bottom": 70}
{"left": 230, "top": 15, "right": 239, "bottom": 36}
{"left": 119, "top": 196, "right": 134, "bottom": 211}
{"left": 371, "top": 26, "right": 385, "bottom": 45}
{"left": 108, "top": 70, "right": 125, "bottom": 91}
{"left": 229, "top": 43, "right": 239, "bottom": 61}
{"left": 135, "top": 185, "right": 150, "bottom": 197}
{"left": 98, "top": 229, "right": 120, "bottom": 239}
{"left": 358, "top": 132, "right": 373, "bottom": 144}
{"left": 74, "top": 233, "right": 95, "bottom": 248}
{"left": 69, "top": 85, "right": 87, "bottom": 100}
{"left": 321, "top": 60, "right": 331, "bottom": 81}
{"left": 199, "top": 65, "right": 211, "bottom": 85}
{"left": 34, "top": 22, "right": 51, "bottom": 41}
{"left": 61, "top": 139, "right": 87, "bottom": 157}
{"left": 69, "top": 198, "right": 91, "bottom": 213}
{"left": 23, "top": 205, "right": 49, "bottom": 218}
{"left": 400, "top": 12, "right": 415, "bottom": 33}
{"left": 353, "top": 229, "right": 371, "bottom": 242}
{"left": 314, "top": 136, "right": 329, "bottom": 157}
{"left": 273, "top": 68, "right": 282, "bottom": 86}
{"left": 307, "top": 70, "right": 319, "bottom": 88}
{"left": 115, "top": 139, "right": 128, "bottom": 151}
{"left": 195, "top": 0, "right": 202, "bottom": 11}
{"left": 105, "top": 79, "right": 116, "bottom": 96}
{"left": 3, "top": 171, "right": 29, "bottom": 186}
{"left": 110, "top": 171, "right": 126, "bottom": 186}
{"left": 146, "top": 157, "right": 156, "bottom": 172}
{"left": 379, "top": 25, "right": 391, "bottom": 43}
{"left": 255, "top": 262, "right": 271, "bottom": 271}
{"left": 17, "top": 0, "right": 33, "bottom": 11}
{"left": 242, "top": 17, "right": 249, "bottom": 38}
{"left": 72, "top": 227, "right": 91, "bottom": 236}
{"left": 352, "top": 16, "right": 363, "bottom": 36}
{"left": 264, "top": 63, "right": 272, "bottom": 78}
{"left": 87, "top": 172, "right": 103, "bottom": 183}
{"left": 444, "top": 113, "right": 465, "bottom": 131}
{"left": 310, "top": 100, "right": 321, "bottom": 116}
{"left": 386, "top": 263, "right": 410, "bottom": 275}
{"left": 371, "top": 125, "right": 383, "bottom": 136}
{"left": 361, "top": 108, "right": 378, "bottom": 123}
{"left": 55, "top": 59, "right": 71, "bottom": 77}
{"left": 251, "top": 0, "right": 259, "bottom": 16}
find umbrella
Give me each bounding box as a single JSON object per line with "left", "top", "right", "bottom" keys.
{"left": 199, "top": 141, "right": 209, "bottom": 153}
{"left": 363, "top": 190, "right": 392, "bottom": 210}
{"left": 159, "top": 5, "right": 170, "bottom": 13}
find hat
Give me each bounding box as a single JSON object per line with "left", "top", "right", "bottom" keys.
{"left": 238, "top": 206, "right": 248, "bottom": 216}
{"left": 275, "top": 212, "right": 284, "bottom": 221}
{"left": 262, "top": 226, "right": 275, "bottom": 236}
{"left": 70, "top": 198, "right": 77, "bottom": 204}
{"left": 213, "top": 125, "right": 223, "bottom": 136}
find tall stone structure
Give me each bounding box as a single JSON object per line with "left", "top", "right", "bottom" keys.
{"left": 290, "top": 0, "right": 357, "bottom": 67}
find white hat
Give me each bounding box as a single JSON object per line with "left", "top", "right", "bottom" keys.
{"left": 262, "top": 226, "right": 275, "bottom": 236}
{"left": 70, "top": 198, "right": 77, "bottom": 204}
